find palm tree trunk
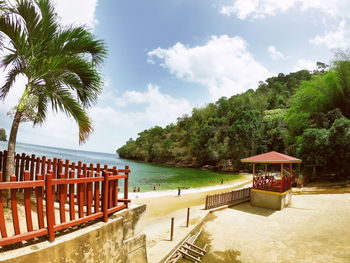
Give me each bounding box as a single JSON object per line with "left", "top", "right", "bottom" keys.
{"left": 4, "top": 109, "right": 22, "bottom": 207}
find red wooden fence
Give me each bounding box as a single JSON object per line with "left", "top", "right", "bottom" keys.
{"left": 0, "top": 151, "right": 130, "bottom": 247}
{"left": 205, "top": 187, "right": 251, "bottom": 210}
{"left": 253, "top": 176, "right": 293, "bottom": 192}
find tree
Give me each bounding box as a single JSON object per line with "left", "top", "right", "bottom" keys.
{"left": 0, "top": 128, "right": 6, "bottom": 141}
{"left": 0, "top": 0, "right": 107, "bottom": 182}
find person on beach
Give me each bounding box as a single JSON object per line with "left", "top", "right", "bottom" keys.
{"left": 137, "top": 187, "right": 140, "bottom": 192}
{"left": 133, "top": 187, "right": 136, "bottom": 192}
{"left": 153, "top": 186, "right": 156, "bottom": 191}
{"left": 178, "top": 187, "right": 181, "bottom": 196}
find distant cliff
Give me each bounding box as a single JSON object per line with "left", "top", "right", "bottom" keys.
{"left": 0, "top": 128, "right": 7, "bottom": 141}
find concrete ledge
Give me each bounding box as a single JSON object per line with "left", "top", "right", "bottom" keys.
{"left": 251, "top": 189, "right": 291, "bottom": 210}
{"left": 1, "top": 204, "right": 147, "bottom": 263}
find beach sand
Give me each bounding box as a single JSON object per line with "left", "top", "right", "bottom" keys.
{"left": 132, "top": 174, "right": 252, "bottom": 262}
{"left": 198, "top": 193, "right": 350, "bottom": 263}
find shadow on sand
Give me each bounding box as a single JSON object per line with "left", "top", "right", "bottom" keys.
{"left": 228, "top": 202, "right": 276, "bottom": 217}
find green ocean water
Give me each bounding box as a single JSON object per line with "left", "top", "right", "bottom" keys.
{"left": 0, "top": 141, "right": 243, "bottom": 192}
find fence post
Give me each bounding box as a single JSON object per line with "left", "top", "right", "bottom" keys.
{"left": 124, "top": 165, "right": 129, "bottom": 208}
{"left": 186, "top": 208, "right": 190, "bottom": 227}
{"left": 170, "top": 217, "right": 174, "bottom": 241}
{"left": 102, "top": 170, "right": 109, "bottom": 222}
{"left": 45, "top": 171, "right": 55, "bottom": 242}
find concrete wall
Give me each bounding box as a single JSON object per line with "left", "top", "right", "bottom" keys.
{"left": 1, "top": 204, "right": 147, "bottom": 263}
{"left": 251, "top": 189, "right": 291, "bottom": 210}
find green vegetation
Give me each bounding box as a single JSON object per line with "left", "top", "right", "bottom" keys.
{"left": 0, "top": 0, "right": 107, "bottom": 182}
{"left": 0, "top": 128, "right": 6, "bottom": 141}
{"left": 118, "top": 56, "right": 350, "bottom": 178}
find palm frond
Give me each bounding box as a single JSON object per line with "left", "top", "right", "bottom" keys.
{"left": 0, "top": 62, "right": 25, "bottom": 99}
{"left": 44, "top": 84, "right": 93, "bottom": 144}
{"left": 0, "top": 14, "right": 27, "bottom": 52}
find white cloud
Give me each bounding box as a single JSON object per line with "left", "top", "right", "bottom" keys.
{"left": 148, "top": 35, "right": 271, "bottom": 100}
{"left": 268, "top": 46, "right": 287, "bottom": 60}
{"left": 310, "top": 19, "right": 350, "bottom": 49}
{"left": 293, "top": 59, "right": 318, "bottom": 72}
{"left": 52, "top": 0, "right": 99, "bottom": 28}
{"left": 0, "top": 81, "right": 192, "bottom": 152}
{"left": 220, "top": 0, "right": 350, "bottom": 19}
{"left": 114, "top": 84, "right": 192, "bottom": 125}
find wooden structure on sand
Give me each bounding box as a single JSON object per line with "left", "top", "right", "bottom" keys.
{"left": 165, "top": 229, "right": 207, "bottom": 263}
{"left": 241, "top": 151, "right": 302, "bottom": 210}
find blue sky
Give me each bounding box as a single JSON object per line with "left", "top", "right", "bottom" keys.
{"left": 0, "top": 0, "right": 349, "bottom": 153}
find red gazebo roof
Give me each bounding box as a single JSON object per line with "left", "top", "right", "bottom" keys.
{"left": 241, "top": 151, "right": 302, "bottom": 164}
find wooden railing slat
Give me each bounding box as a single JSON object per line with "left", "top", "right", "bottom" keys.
{"left": 23, "top": 171, "right": 34, "bottom": 232}
{"left": 69, "top": 170, "right": 76, "bottom": 221}
{"left": 0, "top": 186, "right": 8, "bottom": 238}
{"left": 35, "top": 174, "right": 45, "bottom": 229}
{"left": 10, "top": 175, "right": 20, "bottom": 235}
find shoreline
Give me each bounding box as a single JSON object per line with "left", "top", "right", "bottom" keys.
{"left": 128, "top": 174, "right": 252, "bottom": 199}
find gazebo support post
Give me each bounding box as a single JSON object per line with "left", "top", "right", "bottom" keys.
{"left": 253, "top": 163, "right": 256, "bottom": 177}
{"left": 289, "top": 163, "right": 292, "bottom": 177}
{"left": 264, "top": 164, "right": 267, "bottom": 177}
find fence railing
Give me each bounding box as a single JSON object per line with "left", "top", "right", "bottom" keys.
{"left": 0, "top": 150, "right": 119, "bottom": 183}
{"left": 0, "top": 151, "right": 130, "bottom": 247}
{"left": 253, "top": 176, "right": 293, "bottom": 192}
{"left": 205, "top": 187, "right": 251, "bottom": 210}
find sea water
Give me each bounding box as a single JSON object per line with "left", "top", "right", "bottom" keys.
{"left": 0, "top": 141, "right": 242, "bottom": 192}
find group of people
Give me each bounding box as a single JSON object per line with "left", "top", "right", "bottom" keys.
{"left": 133, "top": 187, "right": 140, "bottom": 192}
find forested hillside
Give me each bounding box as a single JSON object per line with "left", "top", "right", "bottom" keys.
{"left": 117, "top": 57, "right": 350, "bottom": 177}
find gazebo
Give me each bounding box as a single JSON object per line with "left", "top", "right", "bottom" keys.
{"left": 241, "top": 151, "right": 302, "bottom": 210}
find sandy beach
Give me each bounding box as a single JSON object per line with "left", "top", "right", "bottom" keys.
{"left": 131, "top": 175, "right": 252, "bottom": 262}
{"left": 199, "top": 193, "right": 350, "bottom": 263}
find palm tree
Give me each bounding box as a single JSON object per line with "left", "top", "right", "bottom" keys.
{"left": 0, "top": 0, "right": 107, "bottom": 183}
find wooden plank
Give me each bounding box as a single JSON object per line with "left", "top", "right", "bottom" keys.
{"left": 30, "top": 154, "right": 35, "bottom": 181}
{"left": 94, "top": 171, "right": 100, "bottom": 213}
{"left": 108, "top": 172, "right": 113, "bottom": 209}
{"left": 69, "top": 170, "right": 76, "bottom": 221}
{"left": 59, "top": 172, "right": 67, "bottom": 223}
{"left": 86, "top": 170, "right": 93, "bottom": 216}
{"left": 19, "top": 153, "right": 25, "bottom": 183}
{"left": 0, "top": 181, "right": 45, "bottom": 189}
{"left": 35, "top": 174, "right": 45, "bottom": 229}
{"left": 10, "top": 175, "right": 20, "bottom": 235}
{"left": 0, "top": 188, "right": 8, "bottom": 238}
{"left": 124, "top": 165, "right": 129, "bottom": 208}
{"left": 23, "top": 171, "right": 34, "bottom": 232}
{"left": 181, "top": 244, "right": 204, "bottom": 256}
{"left": 178, "top": 248, "right": 201, "bottom": 262}
{"left": 78, "top": 172, "right": 84, "bottom": 218}
{"left": 45, "top": 171, "right": 55, "bottom": 241}
{"left": 35, "top": 157, "right": 40, "bottom": 179}
{"left": 111, "top": 166, "right": 117, "bottom": 207}
{"left": 184, "top": 242, "right": 207, "bottom": 253}
{"left": 102, "top": 171, "right": 109, "bottom": 222}
{"left": 41, "top": 156, "right": 46, "bottom": 179}
{"left": 14, "top": 154, "right": 20, "bottom": 180}
{"left": 0, "top": 228, "right": 48, "bottom": 247}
